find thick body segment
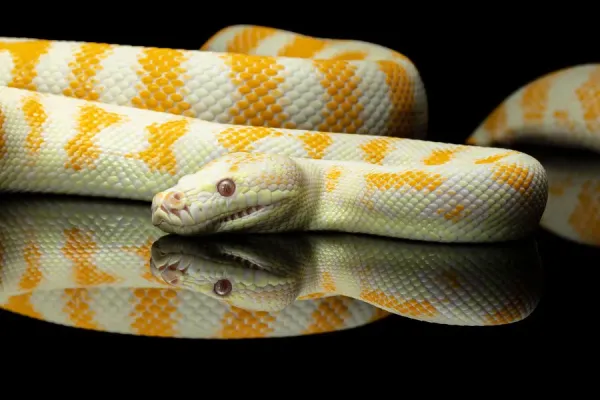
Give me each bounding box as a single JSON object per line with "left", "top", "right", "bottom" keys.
{"left": 0, "top": 25, "right": 550, "bottom": 244}
{"left": 0, "top": 30, "right": 426, "bottom": 138}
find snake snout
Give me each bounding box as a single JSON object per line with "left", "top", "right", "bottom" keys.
{"left": 151, "top": 190, "right": 192, "bottom": 227}
{"left": 161, "top": 191, "right": 187, "bottom": 212}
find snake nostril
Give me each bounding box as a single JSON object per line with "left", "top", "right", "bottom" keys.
{"left": 162, "top": 191, "right": 187, "bottom": 211}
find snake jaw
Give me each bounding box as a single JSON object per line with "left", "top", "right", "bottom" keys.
{"left": 219, "top": 205, "right": 266, "bottom": 223}
{"left": 213, "top": 204, "right": 275, "bottom": 230}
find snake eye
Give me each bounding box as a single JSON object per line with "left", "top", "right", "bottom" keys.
{"left": 214, "top": 279, "right": 232, "bottom": 296}
{"left": 217, "top": 178, "right": 236, "bottom": 197}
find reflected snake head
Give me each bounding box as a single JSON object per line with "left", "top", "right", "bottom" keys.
{"left": 151, "top": 152, "right": 302, "bottom": 235}
{"left": 149, "top": 234, "right": 301, "bottom": 311}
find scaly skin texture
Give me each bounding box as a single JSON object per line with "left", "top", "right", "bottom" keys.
{"left": 151, "top": 150, "right": 546, "bottom": 242}
{"left": 467, "top": 64, "right": 600, "bottom": 247}
{"left": 0, "top": 195, "right": 388, "bottom": 338}
{"left": 152, "top": 233, "right": 543, "bottom": 326}
{"left": 0, "top": 195, "right": 542, "bottom": 338}
{"left": 0, "top": 25, "right": 549, "bottom": 244}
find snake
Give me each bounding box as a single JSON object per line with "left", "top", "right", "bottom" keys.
{"left": 0, "top": 194, "right": 542, "bottom": 338}
{"left": 0, "top": 25, "right": 594, "bottom": 336}
{"left": 0, "top": 24, "right": 558, "bottom": 244}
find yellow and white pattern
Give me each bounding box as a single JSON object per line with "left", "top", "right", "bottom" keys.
{"left": 3, "top": 25, "right": 586, "bottom": 336}
{"left": 0, "top": 25, "right": 551, "bottom": 244}
{"left": 469, "top": 64, "right": 600, "bottom": 246}
{"left": 0, "top": 195, "right": 542, "bottom": 338}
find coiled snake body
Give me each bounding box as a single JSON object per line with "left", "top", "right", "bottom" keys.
{"left": 0, "top": 25, "right": 563, "bottom": 244}
{"left": 0, "top": 25, "right": 596, "bottom": 337}
{"left": 0, "top": 195, "right": 542, "bottom": 338}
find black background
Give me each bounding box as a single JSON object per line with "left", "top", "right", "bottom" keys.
{"left": 0, "top": 10, "right": 597, "bottom": 358}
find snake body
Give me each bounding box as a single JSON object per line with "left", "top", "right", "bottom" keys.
{"left": 0, "top": 25, "right": 597, "bottom": 337}
{"left": 0, "top": 195, "right": 542, "bottom": 337}
{"left": 0, "top": 26, "right": 550, "bottom": 243}
{"left": 468, "top": 64, "right": 600, "bottom": 246}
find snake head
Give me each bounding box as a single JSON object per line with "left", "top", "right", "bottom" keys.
{"left": 151, "top": 152, "right": 302, "bottom": 235}
{"left": 149, "top": 234, "right": 301, "bottom": 311}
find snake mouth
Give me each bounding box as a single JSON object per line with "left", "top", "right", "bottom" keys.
{"left": 153, "top": 204, "right": 272, "bottom": 233}
{"left": 219, "top": 249, "right": 264, "bottom": 271}
{"left": 217, "top": 205, "right": 269, "bottom": 225}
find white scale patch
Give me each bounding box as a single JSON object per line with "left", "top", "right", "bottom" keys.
{"left": 269, "top": 299, "right": 320, "bottom": 336}
{"left": 0, "top": 49, "right": 15, "bottom": 86}
{"left": 276, "top": 57, "right": 328, "bottom": 130}
{"left": 312, "top": 41, "right": 371, "bottom": 59}
{"left": 88, "top": 287, "right": 137, "bottom": 334}
{"left": 32, "top": 93, "right": 78, "bottom": 152}
{"left": 175, "top": 291, "right": 230, "bottom": 338}
{"left": 382, "top": 142, "right": 446, "bottom": 164}
{"left": 353, "top": 61, "right": 390, "bottom": 135}
{"left": 325, "top": 168, "right": 364, "bottom": 208}
{"left": 0, "top": 37, "right": 37, "bottom": 42}
{"left": 240, "top": 128, "right": 307, "bottom": 157}
{"left": 0, "top": 241, "right": 29, "bottom": 295}
{"left": 29, "top": 290, "right": 73, "bottom": 326}
{"left": 251, "top": 32, "right": 297, "bottom": 55}
{"left": 344, "top": 297, "right": 386, "bottom": 326}
{"left": 320, "top": 134, "right": 370, "bottom": 161}
{"left": 548, "top": 67, "right": 587, "bottom": 118}
{"left": 96, "top": 45, "right": 144, "bottom": 106}
{"left": 181, "top": 52, "right": 236, "bottom": 123}
{"left": 31, "top": 41, "right": 80, "bottom": 95}
{"left": 168, "top": 120, "right": 228, "bottom": 177}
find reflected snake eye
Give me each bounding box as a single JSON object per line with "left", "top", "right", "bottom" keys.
{"left": 217, "top": 178, "right": 236, "bottom": 197}
{"left": 214, "top": 279, "right": 232, "bottom": 296}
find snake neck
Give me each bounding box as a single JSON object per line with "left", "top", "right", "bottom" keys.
{"left": 293, "top": 158, "right": 422, "bottom": 238}
{"left": 293, "top": 158, "right": 377, "bottom": 233}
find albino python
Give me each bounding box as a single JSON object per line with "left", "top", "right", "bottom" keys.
{"left": 0, "top": 25, "right": 558, "bottom": 244}
{"left": 0, "top": 25, "right": 595, "bottom": 337}
{"left": 0, "top": 195, "right": 542, "bottom": 338}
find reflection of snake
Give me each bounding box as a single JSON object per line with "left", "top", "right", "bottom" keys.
{"left": 0, "top": 26, "right": 550, "bottom": 244}
{"left": 152, "top": 233, "right": 543, "bottom": 326}
{"left": 0, "top": 195, "right": 541, "bottom": 338}
{"left": 0, "top": 195, "right": 385, "bottom": 338}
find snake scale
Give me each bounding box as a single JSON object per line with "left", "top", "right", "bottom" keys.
{"left": 0, "top": 25, "right": 595, "bottom": 337}
{"left": 0, "top": 194, "right": 542, "bottom": 338}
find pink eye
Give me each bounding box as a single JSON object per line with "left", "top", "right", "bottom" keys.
{"left": 217, "top": 179, "right": 236, "bottom": 197}
{"left": 214, "top": 279, "right": 232, "bottom": 296}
